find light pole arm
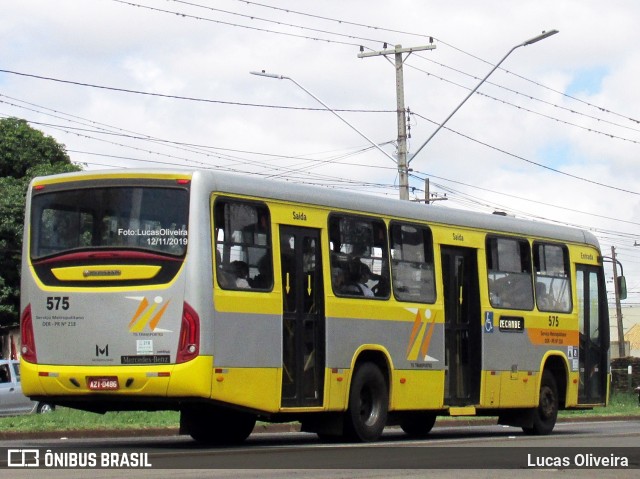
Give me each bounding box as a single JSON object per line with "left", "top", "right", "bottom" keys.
{"left": 409, "top": 29, "right": 558, "bottom": 164}
{"left": 250, "top": 71, "right": 398, "bottom": 166}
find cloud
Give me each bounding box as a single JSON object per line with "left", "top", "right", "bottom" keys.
{"left": 3, "top": 0, "right": 640, "bottom": 300}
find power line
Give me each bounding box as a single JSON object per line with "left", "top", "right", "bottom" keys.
{"left": 0, "top": 69, "right": 395, "bottom": 114}
{"left": 410, "top": 110, "right": 640, "bottom": 196}
{"left": 0, "top": 68, "right": 382, "bottom": 113}
{"left": 408, "top": 53, "right": 640, "bottom": 136}
{"left": 1, "top": 106, "right": 397, "bottom": 190}
{"left": 163, "top": 0, "right": 386, "bottom": 46}
{"left": 404, "top": 60, "right": 640, "bottom": 146}
{"left": 107, "top": 2, "right": 640, "bottom": 152}
{"left": 410, "top": 169, "right": 640, "bottom": 229}
{"left": 3, "top": 68, "right": 637, "bottom": 198}
{"left": 115, "top": 0, "right": 638, "bottom": 136}
{"left": 228, "top": 0, "right": 640, "bottom": 127}
{"left": 110, "top": 0, "right": 366, "bottom": 48}
{"left": 1, "top": 92, "right": 395, "bottom": 170}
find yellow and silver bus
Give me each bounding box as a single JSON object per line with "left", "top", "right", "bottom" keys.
{"left": 20, "top": 169, "right": 614, "bottom": 443}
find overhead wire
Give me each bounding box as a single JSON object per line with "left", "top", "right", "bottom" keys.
{"left": 114, "top": 0, "right": 640, "bottom": 136}
{"left": 225, "top": 0, "right": 640, "bottom": 127}
{"left": 0, "top": 68, "right": 391, "bottom": 114}
{"left": 2, "top": 67, "right": 638, "bottom": 199}
{"left": 0, "top": 105, "right": 398, "bottom": 192}
{"left": 404, "top": 60, "right": 640, "bottom": 146}
{"left": 410, "top": 111, "right": 640, "bottom": 196}
{"left": 0, "top": 88, "right": 401, "bottom": 182}
{"left": 5, "top": 2, "right": 639, "bottom": 261}
{"left": 110, "top": 0, "right": 369, "bottom": 48}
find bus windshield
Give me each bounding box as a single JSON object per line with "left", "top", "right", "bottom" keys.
{"left": 30, "top": 186, "right": 189, "bottom": 259}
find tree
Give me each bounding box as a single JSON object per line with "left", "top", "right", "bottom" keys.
{"left": 0, "top": 118, "right": 81, "bottom": 329}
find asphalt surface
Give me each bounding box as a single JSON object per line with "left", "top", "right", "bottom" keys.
{"left": 1, "top": 414, "right": 637, "bottom": 440}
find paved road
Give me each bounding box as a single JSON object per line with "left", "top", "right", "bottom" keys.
{"left": 0, "top": 419, "right": 638, "bottom": 478}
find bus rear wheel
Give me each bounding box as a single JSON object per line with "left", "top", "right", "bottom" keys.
{"left": 180, "top": 405, "right": 256, "bottom": 445}
{"left": 522, "top": 370, "right": 558, "bottom": 435}
{"left": 345, "top": 362, "right": 388, "bottom": 442}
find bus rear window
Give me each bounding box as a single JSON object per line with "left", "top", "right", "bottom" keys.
{"left": 30, "top": 186, "right": 189, "bottom": 259}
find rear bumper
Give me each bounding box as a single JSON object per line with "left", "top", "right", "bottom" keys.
{"left": 20, "top": 356, "right": 213, "bottom": 399}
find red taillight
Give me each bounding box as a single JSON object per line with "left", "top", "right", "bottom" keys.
{"left": 176, "top": 302, "right": 199, "bottom": 363}
{"left": 20, "top": 305, "right": 37, "bottom": 363}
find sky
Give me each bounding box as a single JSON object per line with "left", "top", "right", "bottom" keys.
{"left": 2, "top": 0, "right": 640, "bottom": 315}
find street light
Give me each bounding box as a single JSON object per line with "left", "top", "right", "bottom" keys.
{"left": 250, "top": 70, "right": 398, "bottom": 175}
{"left": 409, "top": 29, "right": 559, "bottom": 164}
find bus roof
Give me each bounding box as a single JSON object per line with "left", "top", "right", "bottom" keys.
{"left": 31, "top": 168, "right": 600, "bottom": 250}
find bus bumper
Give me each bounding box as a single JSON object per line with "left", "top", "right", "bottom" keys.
{"left": 20, "top": 356, "right": 214, "bottom": 399}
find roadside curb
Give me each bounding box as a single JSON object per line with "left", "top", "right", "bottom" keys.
{"left": 0, "top": 415, "right": 637, "bottom": 441}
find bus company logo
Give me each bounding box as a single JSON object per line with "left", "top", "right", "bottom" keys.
{"left": 83, "top": 269, "right": 121, "bottom": 278}
{"left": 8, "top": 449, "right": 39, "bottom": 467}
{"left": 406, "top": 309, "right": 439, "bottom": 362}
{"left": 96, "top": 344, "right": 109, "bottom": 357}
{"left": 127, "top": 296, "right": 172, "bottom": 333}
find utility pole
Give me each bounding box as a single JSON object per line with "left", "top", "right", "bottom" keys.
{"left": 358, "top": 43, "right": 436, "bottom": 201}
{"left": 421, "top": 178, "right": 447, "bottom": 204}
{"left": 611, "top": 246, "right": 626, "bottom": 357}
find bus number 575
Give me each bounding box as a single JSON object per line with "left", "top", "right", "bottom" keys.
{"left": 46, "top": 296, "right": 69, "bottom": 311}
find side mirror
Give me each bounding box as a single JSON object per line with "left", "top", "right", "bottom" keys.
{"left": 617, "top": 276, "right": 627, "bottom": 300}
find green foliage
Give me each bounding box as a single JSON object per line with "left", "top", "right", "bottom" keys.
{"left": 0, "top": 117, "right": 71, "bottom": 178}
{"left": 0, "top": 118, "right": 81, "bottom": 329}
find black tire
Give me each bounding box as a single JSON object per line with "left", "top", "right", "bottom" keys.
{"left": 344, "top": 362, "right": 388, "bottom": 442}
{"left": 400, "top": 411, "right": 436, "bottom": 438}
{"left": 522, "top": 370, "right": 558, "bottom": 435}
{"left": 181, "top": 405, "right": 256, "bottom": 445}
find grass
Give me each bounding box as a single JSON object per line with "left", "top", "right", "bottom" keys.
{"left": 0, "top": 392, "right": 637, "bottom": 435}
{"left": 0, "top": 408, "right": 179, "bottom": 434}
{"left": 559, "top": 391, "right": 640, "bottom": 418}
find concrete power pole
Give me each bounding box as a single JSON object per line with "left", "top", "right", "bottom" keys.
{"left": 611, "top": 246, "right": 626, "bottom": 357}
{"left": 358, "top": 43, "right": 436, "bottom": 201}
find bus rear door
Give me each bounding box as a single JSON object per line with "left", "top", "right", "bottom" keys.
{"left": 441, "top": 246, "right": 481, "bottom": 406}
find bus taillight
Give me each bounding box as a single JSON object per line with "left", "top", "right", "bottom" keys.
{"left": 20, "top": 305, "right": 37, "bottom": 363}
{"left": 176, "top": 302, "right": 199, "bottom": 363}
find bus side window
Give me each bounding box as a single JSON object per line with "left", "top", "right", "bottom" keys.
{"left": 486, "top": 236, "right": 534, "bottom": 310}
{"left": 533, "top": 242, "right": 572, "bottom": 313}
{"left": 213, "top": 199, "right": 273, "bottom": 291}
{"left": 328, "top": 214, "right": 390, "bottom": 299}
{"left": 390, "top": 222, "right": 436, "bottom": 303}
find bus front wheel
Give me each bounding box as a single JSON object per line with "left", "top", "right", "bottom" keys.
{"left": 522, "top": 370, "right": 558, "bottom": 435}
{"left": 345, "top": 362, "right": 389, "bottom": 442}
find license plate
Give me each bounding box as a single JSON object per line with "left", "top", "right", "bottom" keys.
{"left": 87, "top": 376, "right": 119, "bottom": 391}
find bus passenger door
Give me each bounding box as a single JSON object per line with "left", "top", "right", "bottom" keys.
{"left": 280, "top": 226, "right": 325, "bottom": 407}
{"left": 441, "top": 246, "right": 481, "bottom": 406}
{"left": 576, "top": 265, "right": 608, "bottom": 404}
